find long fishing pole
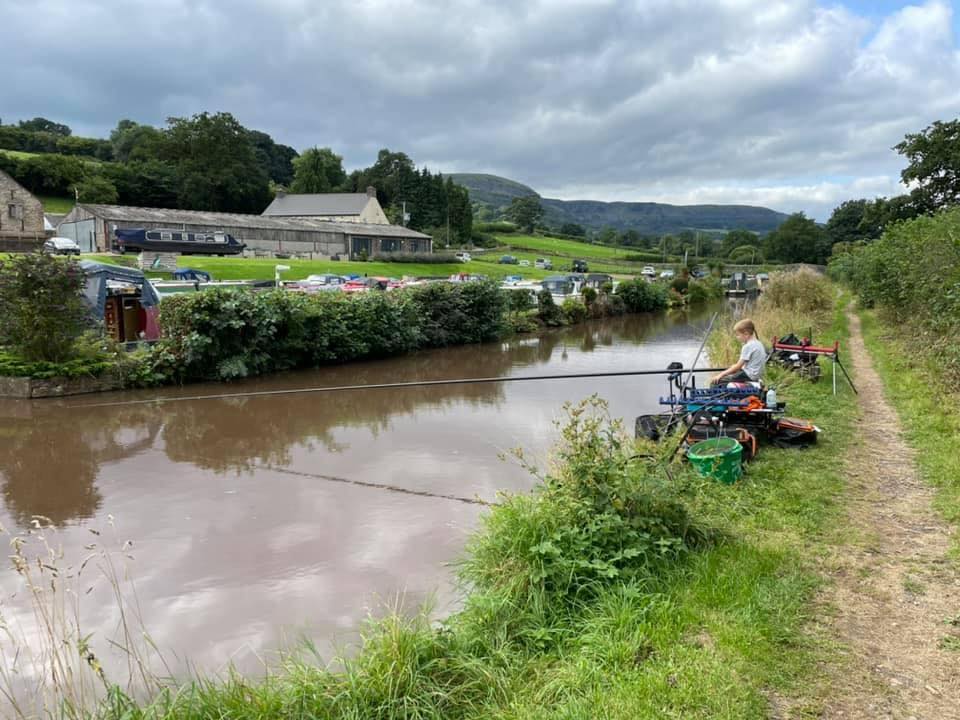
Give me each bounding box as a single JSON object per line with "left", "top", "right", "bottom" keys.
{"left": 67, "top": 366, "right": 729, "bottom": 409}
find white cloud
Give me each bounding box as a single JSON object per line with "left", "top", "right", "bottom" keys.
{"left": 1, "top": 0, "right": 958, "bottom": 220}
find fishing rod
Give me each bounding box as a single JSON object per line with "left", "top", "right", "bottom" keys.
{"left": 67, "top": 366, "right": 729, "bottom": 409}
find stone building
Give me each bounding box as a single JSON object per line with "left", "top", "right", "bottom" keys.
{"left": 57, "top": 204, "right": 431, "bottom": 257}
{"left": 0, "top": 169, "right": 46, "bottom": 250}
{"left": 261, "top": 187, "right": 390, "bottom": 225}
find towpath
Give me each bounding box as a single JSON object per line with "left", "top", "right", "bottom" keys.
{"left": 816, "top": 311, "right": 960, "bottom": 718}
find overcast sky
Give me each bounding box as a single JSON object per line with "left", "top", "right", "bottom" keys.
{"left": 2, "top": 0, "right": 959, "bottom": 220}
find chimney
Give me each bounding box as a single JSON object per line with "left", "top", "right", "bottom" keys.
{"left": 366, "top": 186, "right": 377, "bottom": 198}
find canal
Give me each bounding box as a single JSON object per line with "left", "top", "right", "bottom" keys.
{"left": 0, "top": 305, "right": 718, "bottom": 685}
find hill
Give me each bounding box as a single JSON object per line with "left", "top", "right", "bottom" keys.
{"left": 450, "top": 173, "right": 790, "bottom": 235}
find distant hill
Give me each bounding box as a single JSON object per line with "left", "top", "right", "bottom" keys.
{"left": 450, "top": 173, "right": 790, "bottom": 235}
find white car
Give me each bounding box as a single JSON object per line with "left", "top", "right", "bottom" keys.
{"left": 534, "top": 258, "right": 553, "bottom": 270}
{"left": 454, "top": 251, "right": 472, "bottom": 263}
{"left": 659, "top": 269, "right": 675, "bottom": 279}
{"left": 519, "top": 259, "right": 531, "bottom": 267}
{"left": 641, "top": 265, "right": 656, "bottom": 277}
{"left": 42, "top": 237, "right": 81, "bottom": 255}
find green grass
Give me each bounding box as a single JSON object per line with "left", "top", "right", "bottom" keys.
{"left": 0, "top": 149, "right": 39, "bottom": 160}
{"left": 38, "top": 195, "right": 75, "bottom": 214}
{"left": 66, "top": 291, "right": 858, "bottom": 719}
{"left": 496, "top": 233, "right": 662, "bottom": 263}
{"left": 859, "top": 309, "right": 960, "bottom": 550}
{"left": 87, "top": 254, "right": 560, "bottom": 282}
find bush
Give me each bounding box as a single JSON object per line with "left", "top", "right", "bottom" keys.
{"left": 504, "top": 288, "right": 536, "bottom": 313}
{"left": 762, "top": 268, "right": 833, "bottom": 316}
{"left": 475, "top": 221, "right": 517, "bottom": 233}
{"left": 371, "top": 253, "right": 459, "bottom": 264}
{"left": 686, "top": 277, "right": 722, "bottom": 304}
{"left": 614, "top": 278, "right": 668, "bottom": 313}
{"left": 461, "top": 399, "right": 708, "bottom": 607}
{"left": 154, "top": 281, "right": 506, "bottom": 381}
{"left": 561, "top": 298, "right": 588, "bottom": 324}
{"left": 536, "top": 289, "right": 564, "bottom": 326}
{"left": 581, "top": 286, "right": 598, "bottom": 306}
{"left": 0, "top": 254, "right": 89, "bottom": 362}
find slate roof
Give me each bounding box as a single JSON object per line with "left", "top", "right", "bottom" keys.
{"left": 72, "top": 204, "right": 429, "bottom": 239}
{"left": 262, "top": 193, "right": 371, "bottom": 216}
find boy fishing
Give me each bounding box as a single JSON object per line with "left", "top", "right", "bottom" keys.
{"left": 712, "top": 318, "right": 766, "bottom": 385}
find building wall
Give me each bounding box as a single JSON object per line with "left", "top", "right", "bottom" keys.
{"left": 360, "top": 198, "right": 389, "bottom": 225}
{"left": 0, "top": 170, "right": 45, "bottom": 242}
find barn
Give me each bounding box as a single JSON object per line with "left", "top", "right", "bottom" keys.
{"left": 56, "top": 204, "right": 432, "bottom": 258}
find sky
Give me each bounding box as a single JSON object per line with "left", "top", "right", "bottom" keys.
{"left": 2, "top": 0, "right": 958, "bottom": 220}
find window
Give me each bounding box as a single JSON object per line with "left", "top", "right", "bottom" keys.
{"left": 8, "top": 204, "right": 21, "bottom": 220}
{"left": 160, "top": 231, "right": 172, "bottom": 241}
{"left": 171, "top": 233, "right": 182, "bottom": 242}
{"left": 146, "top": 231, "right": 160, "bottom": 240}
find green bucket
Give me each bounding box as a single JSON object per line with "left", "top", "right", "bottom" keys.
{"left": 687, "top": 437, "right": 743, "bottom": 484}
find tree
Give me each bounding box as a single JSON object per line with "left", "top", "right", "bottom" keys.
{"left": 109, "top": 119, "right": 164, "bottom": 163}
{"left": 597, "top": 227, "right": 618, "bottom": 245}
{"left": 619, "top": 229, "right": 641, "bottom": 246}
{"left": 290, "top": 147, "right": 347, "bottom": 193}
{"left": 825, "top": 199, "right": 876, "bottom": 246}
{"left": 505, "top": 195, "right": 543, "bottom": 233}
{"left": 762, "top": 212, "right": 830, "bottom": 263}
{"left": 721, "top": 229, "right": 760, "bottom": 257}
{"left": 248, "top": 130, "right": 297, "bottom": 186}
{"left": 17, "top": 117, "right": 71, "bottom": 136}
{"left": 74, "top": 175, "right": 118, "bottom": 204}
{"left": 161, "top": 112, "right": 271, "bottom": 213}
{"left": 895, "top": 119, "right": 960, "bottom": 212}
{"left": 560, "top": 222, "right": 585, "bottom": 237}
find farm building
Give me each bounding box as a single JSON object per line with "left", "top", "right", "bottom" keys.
{"left": 262, "top": 187, "right": 389, "bottom": 224}
{"left": 56, "top": 204, "right": 431, "bottom": 257}
{"left": 0, "top": 168, "right": 47, "bottom": 251}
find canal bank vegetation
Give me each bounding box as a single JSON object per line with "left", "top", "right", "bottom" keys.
{"left": 3, "top": 273, "right": 864, "bottom": 719}
{"left": 830, "top": 206, "right": 960, "bottom": 538}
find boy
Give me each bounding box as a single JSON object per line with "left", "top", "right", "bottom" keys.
{"left": 712, "top": 318, "right": 766, "bottom": 385}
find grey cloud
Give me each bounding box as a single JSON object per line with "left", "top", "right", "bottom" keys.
{"left": 1, "top": 0, "right": 958, "bottom": 219}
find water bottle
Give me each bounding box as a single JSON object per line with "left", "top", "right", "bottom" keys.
{"left": 766, "top": 387, "right": 777, "bottom": 408}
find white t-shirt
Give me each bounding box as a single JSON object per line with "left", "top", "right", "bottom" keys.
{"left": 739, "top": 337, "right": 767, "bottom": 381}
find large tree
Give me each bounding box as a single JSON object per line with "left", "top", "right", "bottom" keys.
{"left": 505, "top": 195, "right": 543, "bottom": 233}
{"left": 290, "top": 147, "right": 347, "bottom": 193}
{"left": 763, "top": 212, "right": 831, "bottom": 264}
{"left": 721, "top": 229, "right": 760, "bottom": 257}
{"left": 109, "top": 119, "right": 165, "bottom": 163}
{"left": 825, "top": 199, "right": 879, "bottom": 246}
{"left": 248, "top": 130, "right": 298, "bottom": 186}
{"left": 17, "top": 117, "right": 71, "bottom": 136}
{"left": 161, "top": 112, "right": 271, "bottom": 213}
{"left": 895, "top": 119, "right": 960, "bottom": 212}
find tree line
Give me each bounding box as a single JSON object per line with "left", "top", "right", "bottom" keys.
{"left": 0, "top": 114, "right": 472, "bottom": 242}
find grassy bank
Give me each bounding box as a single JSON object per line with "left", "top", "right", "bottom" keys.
{"left": 3, "top": 274, "right": 861, "bottom": 718}
{"left": 858, "top": 308, "right": 960, "bottom": 547}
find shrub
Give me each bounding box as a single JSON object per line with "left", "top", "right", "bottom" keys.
{"left": 561, "top": 298, "right": 588, "bottom": 324}
{"left": 614, "top": 278, "right": 668, "bottom": 313}
{"left": 461, "top": 398, "right": 708, "bottom": 607}
{"left": 471, "top": 231, "right": 498, "bottom": 248}
{"left": 686, "top": 277, "right": 722, "bottom": 304}
{"left": 536, "top": 289, "right": 564, "bottom": 326}
{"left": 371, "top": 252, "right": 459, "bottom": 264}
{"left": 581, "top": 286, "right": 598, "bottom": 306}
{"left": 408, "top": 280, "right": 505, "bottom": 347}
{"left": 475, "top": 221, "right": 517, "bottom": 233}
{"left": 762, "top": 268, "right": 833, "bottom": 316}
{"left": 504, "top": 288, "right": 536, "bottom": 313}
{"left": 0, "top": 253, "right": 89, "bottom": 362}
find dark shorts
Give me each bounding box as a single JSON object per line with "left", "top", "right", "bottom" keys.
{"left": 712, "top": 369, "right": 753, "bottom": 386}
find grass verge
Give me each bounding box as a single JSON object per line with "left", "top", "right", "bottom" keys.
{"left": 858, "top": 308, "right": 960, "bottom": 549}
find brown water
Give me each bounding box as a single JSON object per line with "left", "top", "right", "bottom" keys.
{"left": 0, "top": 306, "right": 718, "bottom": 683}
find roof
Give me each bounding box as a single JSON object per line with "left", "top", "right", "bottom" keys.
{"left": 71, "top": 204, "right": 429, "bottom": 239}
{"left": 262, "top": 193, "right": 371, "bottom": 217}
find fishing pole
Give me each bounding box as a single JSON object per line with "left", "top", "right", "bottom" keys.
{"left": 66, "top": 366, "right": 729, "bottom": 409}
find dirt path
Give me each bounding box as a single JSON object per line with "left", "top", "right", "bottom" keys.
{"left": 817, "top": 311, "right": 960, "bottom": 718}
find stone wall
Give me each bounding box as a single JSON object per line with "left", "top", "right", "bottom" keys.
{"left": 0, "top": 169, "right": 45, "bottom": 239}
{"left": 0, "top": 373, "right": 123, "bottom": 399}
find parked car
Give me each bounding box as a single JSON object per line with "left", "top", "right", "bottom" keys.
{"left": 43, "top": 237, "right": 81, "bottom": 255}
{"left": 534, "top": 257, "right": 553, "bottom": 270}
{"left": 519, "top": 259, "right": 531, "bottom": 267}
{"left": 659, "top": 269, "right": 675, "bottom": 279}
{"left": 454, "top": 251, "right": 472, "bottom": 263}
{"left": 499, "top": 255, "right": 519, "bottom": 264}
{"left": 691, "top": 267, "right": 709, "bottom": 279}
{"left": 641, "top": 265, "right": 656, "bottom": 277}
{"left": 571, "top": 259, "right": 588, "bottom": 272}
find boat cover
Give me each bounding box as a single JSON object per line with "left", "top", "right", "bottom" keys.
{"left": 80, "top": 260, "right": 161, "bottom": 340}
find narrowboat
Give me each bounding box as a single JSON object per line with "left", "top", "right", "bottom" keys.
{"left": 113, "top": 228, "right": 246, "bottom": 256}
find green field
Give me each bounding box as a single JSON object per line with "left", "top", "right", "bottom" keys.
{"left": 87, "top": 254, "right": 560, "bottom": 282}
{"left": 495, "top": 233, "right": 672, "bottom": 263}
{"left": 38, "top": 195, "right": 75, "bottom": 214}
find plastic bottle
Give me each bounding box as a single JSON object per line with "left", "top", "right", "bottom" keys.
{"left": 766, "top": 387, "right": 777, "bottom": 408}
